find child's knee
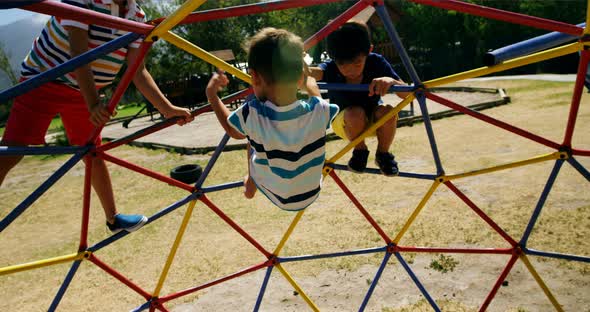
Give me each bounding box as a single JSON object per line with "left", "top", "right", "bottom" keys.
{"left": 343, "top": 106, "right": 367, "bottom": 128}
{"left": 374, "top": 105, "right": 397, "bottom": 125}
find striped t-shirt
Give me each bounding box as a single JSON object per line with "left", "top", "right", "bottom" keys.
{"left": 228, "top": 96, "right": 339, "bottom": 211}
{"left": 20, "top": 0, "right": 146, "bottom": 89}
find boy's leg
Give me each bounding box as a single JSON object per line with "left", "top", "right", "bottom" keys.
{"left": 373, "top": 104, "right": 398, "bottom": 153}
{"left": 244, "top": 144, "right": 257, "bottom": 199}
{"left": 1, "top": 85, "right": 57, "bottom": 186}
{"left": 58, "top": 85, "right": 145, "bottom": 232}
{"left": 342, "top": 106, "right": 369, "bottom": 150}
{"left": 373, "top": 104, "right": 399, "bottom": 176}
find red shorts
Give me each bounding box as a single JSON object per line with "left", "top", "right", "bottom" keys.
{"left": 2, "top": 81, "right": 101, "bottom": 146}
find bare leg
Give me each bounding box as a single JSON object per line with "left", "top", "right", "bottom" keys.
{"left": 84, "top": 156, "right": 118, "bottom": 224}
{"left": 374, "top": 105, "right": 398, "bottom": 153}
{"left": 244, "top": 143, "right": 257, "bottom": 199}
{"left": 0, "top": 155, "right": 24, "bottom": 186}
{"left": 343, "top": 106, "right": 369, "bottom": 151}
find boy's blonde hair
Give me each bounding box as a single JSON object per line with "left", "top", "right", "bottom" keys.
{"left": 244, "top": 28, "right": 303, "bottom": 84}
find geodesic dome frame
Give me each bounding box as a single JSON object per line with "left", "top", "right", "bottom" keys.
{"left": 0, "top": 0, "right": 589, "bottom": 311}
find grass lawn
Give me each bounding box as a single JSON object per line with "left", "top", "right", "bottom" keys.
{"left": 0, "top": 104, "right": 145, "bottom": 137}
{"left": 0, "top": 80, "right": 589, "bottom": 311}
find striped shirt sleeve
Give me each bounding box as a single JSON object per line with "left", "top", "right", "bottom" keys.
{"left": 129, "top": 2, "right": 147, "bottom": 48}
{"left": 309, "top": 96, "right": 339, "bottom": 130}
{"left": 61, "top": 0, "right": 90, "bottom": 30}
{"left": 227, "top": 104, "right": 248, "bottom": 136}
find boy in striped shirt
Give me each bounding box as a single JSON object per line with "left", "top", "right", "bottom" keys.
{"left": 0, "top": 0, "right": 194, "bottom": 233}
{"left": 206, "top": 28, "right": 339, "bottom": 211}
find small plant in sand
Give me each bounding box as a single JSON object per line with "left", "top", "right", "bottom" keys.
{"left": 429, "top": 254, "right": 459, "bottom": 273}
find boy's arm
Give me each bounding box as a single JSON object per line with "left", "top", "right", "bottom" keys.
{"left": 206, "top": 72, "right": 246, "bottom": 140}
{"left": 308, "top": 66, "right": 324, "bottom": 81}
{"left": 303, "top": 76, "right": 321, "bottom": 98}
{"left": 65, "top": 26, "right": 111, "bottom": 126}
{"left": 369, "top": 77, "right": 411, "bottom": 99}
{"left": 127, "top": 47, "right": 193, "bottom": 125}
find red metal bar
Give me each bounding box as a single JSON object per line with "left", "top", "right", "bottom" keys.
{"left": 425, "top": 92, "right": 562, "bottom": 150}
{"left": 329, "top": 170, "right": 392, "bottom": 244}
{"left": 160, "top": 261, "right": 269, "bottom": 303}
{"left": 23, "top": 1, "right": 153, "bottom": 35}
{"left": 409, "top": 0, "right": 583, "bottom": 37}
{"left": 98, "top": 152, "right": 195, "bottom": 193}
{"left": 573, "top": 148, "right": 590, "bottom": 157}
{"left": 563, "top": 49, "right": 589, "bottom": 147}
{"left": 153, "top": 0, "right": 341, "bottom": 25}
{"left": 199, "top": 195, "right": 272, "bottom": 258}
{"left": 398, "top": 246, "right": 514, "bottom": 254}
{"left": 444, "top": 181, "right": 519, "bottom": 247}
{"left": 304, "top": 0, "right": 369, "bottom": 51}
{"left": 96, "top": 88, "right": 252, "bottom": 153}
{"left": 156, "top": 303, "right": 169, "bottom": 312}
{"left": 87, "top": 42, "right": 153, "bottom": 145}
{"left": 149, "top": 306, "right": 156, "bottom": 312}
{"left": 480, "top": 253, "right": 519, "bottom": 311}
{"left": 78, "top": 156, "right": 93, "bottom": 251}
{"left": 88, "top": 254, "right": 152, "bottom": 300}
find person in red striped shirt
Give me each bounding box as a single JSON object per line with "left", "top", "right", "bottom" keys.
{"left": 0, "top": 0, "right": 194, "bottom": 233}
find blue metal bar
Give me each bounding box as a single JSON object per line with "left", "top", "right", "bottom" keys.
{"left": 524, "top": 248, "right": 590, "bottom": 263}
{"left": 374, "top": 4, "right": 422, "bottom": 85}
{"left": 567, "top": 156, "right": 590, "bottom": 182}
{"left": 0, "top": 1, "right": 42, "bottom": 9}
{"left": 196, "top": 134, "right": 230, "bottom": 189}
{"left": 0, "top": 151, "right": 85, "bottom": 233}
{"left": 317, "top": 82, "right": 416, "bottom": 93}
{"left": 394, "top": 252, "right": 441, "bottom": 312}
{"left": 520, "top": 159, "right": 564, "bottom": 247}
{"left": 484, "top": 22, "right": 585, "bottom": 66}
{"left": 279, "top": 246, "right": 387, "bottom": 263}
{"left": 201, "top": 181, "right": 243, "bottom": 193}
{"left": 253, "top": 266, "right": 273, "bottom": 312}
{"left": 416, "top": 92, "right": 444, "bottom": 176}
{"left": 0, "top": 145, "right": 87, "bottom": 156}
{"left": 129, "top": 301, "right": 151, "bottom": 312}
{"left": 48, "top": 260, "right": 82, "bottom": 312}
{"left": 88, "top": 193, "right": 197, "bottom": 252}
{"left": 329, "top": 164, "right": 436, "bottom": 180}
{"left": 0, "top": 32, "right": 141, "bottom": 103}
{"left": 358, "top": 252, "right": 391, "bottom": 312}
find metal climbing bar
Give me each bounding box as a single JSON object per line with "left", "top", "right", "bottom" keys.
{"left": 99, "top": 152, "right": 195, "bottom": 193}
{"left": 0, "top": 252, "right": 85, "bottom": 276}
{"left": 279, "top": 246, "right": 388, "bottom": 263}
{"left": 146, "top": 0, "right": 206, "bottom": 41}
{"left": 0, "top": 32, "right": 141, "bottom": 103}
{"left": 159, "top": 261, "right": 269, "bottom": 303}
{"left": 394, "top": 252, "right": 441, "bottom": 312}
{"left": 275, "top": 264, "right": 319, "bottom": 312}
{"left": 88, "top": 254, "right": 152, "bottom": 300}
{"left": 426, "top": 92, "right": 563, "bottom": 150}
{"left": 48, "top": 260, "right": 83, "bottom": 312}
{"left": 358, "top": 252, "right": 392, "bottom": 312}
{"left": 520, "top": 160, "right": 565, "bottom": 247}
{"left": 425, "top": 42, "right": 582, "bottom": 88}
{"left": 446, "top": 152, "right": 563, "bottom": 181}
{"left": 480, "top": 253, "right": 519, "bottom": 311}
{"left": 415, "top": 92, "right": 444, "bottom": 175}
{"left": 317, "top": 82, "right": 416, "bottom": 93}
{"left": 563, "top": 49, "right": 589, "bottom": 147}
{"left": 524, "top": 248, "right": 590, "bottom": 263}
{"left": 393, "top": 181, "right": 440, "bottom": 244}
{"left": 0, "top": 145, "right": 86, "bottom": 156}
{"left": 195, "top": 134, "right": 230, "bottom": 189}
{"left": 445, "top": 181, "right": 519, "bottom": 247}
{"left": 409, "top": 0, "right": 584, "bottom": 36}
{"left": 201, "top": 181, "right": 243, "bottom": 193}
{"left": 330, "top": 170, "right": 392, "bottom": 244}
{"left": 153, "top": 200, "right": 199, "bottom": 297}
{"left": 273, "top": 210, "right": 306, "bottom": 256}
{"left": 253, "top": 266, "right": 274, "bottom": 312}
{"left": 398, "top": 246, "right": 513, "bottom": 255}
{"left": 78, "top": 159, "right": 93, "bottom": 251}
{"left": 0, "top": 151, "right": 86, "bottom": 233}
{"left": 519, "top": 254, "right": 564, "bottom": 312}
{"left": 329, "top": 163, "right": 437, "bottom": 180}
{"left": 567, "top": 157, "right": 590, "bottom": 182}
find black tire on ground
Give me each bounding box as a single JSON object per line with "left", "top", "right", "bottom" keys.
{"left": 170, "top": 164, "right": 203, "bottom": 184}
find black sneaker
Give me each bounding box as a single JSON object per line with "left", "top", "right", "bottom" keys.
{"left": 347, "top": 149, "right": 370, "bottom": 173}
{"left": 375, "top": 152, "right": 399, "bottom": 176}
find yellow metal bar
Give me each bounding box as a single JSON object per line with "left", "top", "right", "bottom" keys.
{"left": 275, "top": 264, "right": 319, "bottom": 312}
{"left": 447, "top": 152, "right": 562, "bottom": 181}
{"left": 161, "top": 31, "right": 252, "bottom": 84}
{"left": 153, "top": 200, "right": 198, "bottom": 296}
{"left": 425, "top": 42, "right": 582, "bottom": 88}
{"left": 586, "top": 0, "right": 590, "bottom": 34}
{"left": 393, "top": 181, "right": 440, "bottom": 244}
{"left": 327, "top": 95, "right": 414, "bottom": 164}
{"left": 273, "top": 210, "right": 305, "bottom": 255}
{"left": 146, "top": 0, "right": 207, "bottom": 41}
{"left": 0, "top": 252, "right": 85, "bottom": 276}
{"left": 520, "top": 254, "right": 564, "bottom": 312}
